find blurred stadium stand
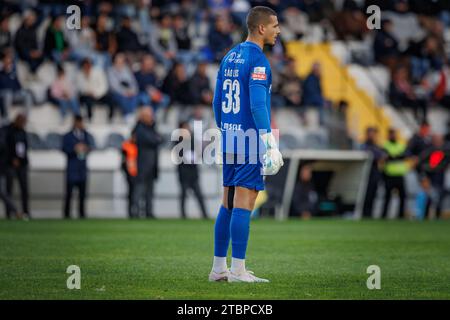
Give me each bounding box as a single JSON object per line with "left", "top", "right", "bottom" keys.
{"left": 0, "top": 0, "right": 449, "bottom": 218}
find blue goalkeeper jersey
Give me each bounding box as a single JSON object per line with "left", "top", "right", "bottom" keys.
{"left": 212, "top": 41, "right": 272, "bottom": 155}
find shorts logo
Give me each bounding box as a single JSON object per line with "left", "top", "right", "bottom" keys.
{"left": 251, "top": 66, "right": 267, "bottom": 80}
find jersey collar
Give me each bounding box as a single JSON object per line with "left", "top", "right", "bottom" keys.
{"left": 243, "top": 40, "right": 263, "bottom": 52}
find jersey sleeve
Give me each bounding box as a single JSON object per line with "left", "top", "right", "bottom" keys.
{"left": 212, "top": 63, "right": 223, "bottom": 128}
{"left": 248, "top": 54, "right": 271, "bottom": 132}
{"left": 249, "top": 54, "right": 270, "bottom": 89}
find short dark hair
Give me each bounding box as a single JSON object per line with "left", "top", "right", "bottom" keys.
{"left": 246, "top": 6, "right": 277, "bottom": 33}
{"left": 74, "top": 115, "right": 83, "bottom": 123}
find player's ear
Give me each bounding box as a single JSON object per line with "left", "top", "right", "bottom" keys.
{"left": 258, "top": 23, "right": 265, "bottom": 35}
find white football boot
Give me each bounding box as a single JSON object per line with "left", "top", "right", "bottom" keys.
{"left": 228, "top": 270, "right": 270, "bottom": 283}
{"left": 208, "top": 269, "right": 230, "bottom": 282}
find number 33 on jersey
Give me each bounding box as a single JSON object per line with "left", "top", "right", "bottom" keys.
{"left": 213, "top": 41, "right": 272, "bottom": 154}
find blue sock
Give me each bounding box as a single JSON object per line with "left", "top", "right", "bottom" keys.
{"left": 230, "top": 207, "right": 251, "bottom": 259}
{"left": 214, "top": 205, "right": 231, "bottom": 257}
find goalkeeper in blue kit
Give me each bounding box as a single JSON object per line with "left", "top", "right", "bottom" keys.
{"left": 209, "top": 6, "right": 283, "bottom": 283}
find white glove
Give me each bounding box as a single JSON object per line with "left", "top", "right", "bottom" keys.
{"left": 261, "top": 132, "right": 284, "bottom": 175}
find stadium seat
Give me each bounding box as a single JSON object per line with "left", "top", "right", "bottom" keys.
{"left": 103, "top": 132, "right": 125, "bottom": 150}
{"left": 45, "top": 132, "right": 63, "bottom": 150}
{"left": 27, "top": 132, "right": 47, "bottom": 150}
{"left": 304, "top": 131, "right": 329, "bottom": 149}
{"left": 279, "top": 133, "right": 304, "bottom": 150}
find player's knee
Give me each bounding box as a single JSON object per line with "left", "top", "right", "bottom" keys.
{"left": 233, "top": 188, "right": 257, "bottom": 211}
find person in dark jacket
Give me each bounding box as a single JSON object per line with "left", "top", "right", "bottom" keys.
{"left": 161, "top": 62, "right": 192, "bottom": 107}
{"left": 418, "top": 134, "right": 450, "bottom": 219}
{"left": 208, "top": 16, "right": 233, "bottom": 63}
{"left": 360, "top": 127, "right": 386, "bottom": 218}
{"left": 407, "top": 121, "right": 432, "bottom": 158}
{"left": 291, "top": 164, "right": 318, "bottom": 219}
{"left": 13, "top": 10, "right": 44, "bottom": 74}
{"left": 62, "top": 115, "right": 94, "bottom": 219}
{"left": 0, "top": 125, "right": 19, "bottom": 219}
{"left": 176, "top": 121, "right": 208, "bottom": 219}
{"left": 0, "top": 52, "right": 33, "bottom": 119}
{"left": 133, "top": 106, "right": 162, "bottom": 218}
{"left": 188, "top": 62, "right": 213, "bottom": 106}
{"left": 301, "top": 62, "right": 325, "bottom": 125}
{"left": 0, "top": 16, "right": 12, "bottom": 52}
{"left": 44, "top": 15, "right": 70, "bottom": 63}
{"left": 373, "top": 19, "right": 399, "bottom": 69}
{"left": 134, "top": 54, "right": 170, "bottom": 112}
{"left": 5, "top": 113, "right": 30, "bottom": 218}
{"left": 116, "top": 16, "right": 144, "bottom": 55}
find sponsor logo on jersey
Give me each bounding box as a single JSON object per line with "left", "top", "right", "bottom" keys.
{"left": 251, "top": 66, "right": 267, "bottom": 80}
{"left": 227, "top": 52, "right": 245, "bottom": 64}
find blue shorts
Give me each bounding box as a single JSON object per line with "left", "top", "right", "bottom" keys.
{"left": 222, "top": 153, "right": 265, "bottom": 191}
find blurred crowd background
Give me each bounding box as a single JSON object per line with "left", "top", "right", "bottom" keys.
{"left": 0, "top": 0, "right": 449, "bottom": 220}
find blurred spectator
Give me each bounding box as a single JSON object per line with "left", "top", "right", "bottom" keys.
{"left": 332, "top": 0, "right": 368, "bottom": 40}
{"left": 389, "top": 66, "right": 428, "bottom": 122}
{"left": 173, "top": 13, "right": 197, "bottom": 71}
{"left": 134, "top": 107, "right": 162, "bottom": 218}
{"left": 231, "top": 0, "right": 251, "bottom": 27}
{"left": 0, "top": 124, "right": 19, "bottom": 219}
{"left": 280, "top": 7, "right": 308, "bottom": 41}
{"left": 62, "top": 115, "right": 94, "bottom": 219}
{"left": 207, "top": 0, "right": 232, "bottom": 17}
{"left": 121, "top": 132, "right": 138, "bottom": 218}
{"left": 373, "top": 19, "right": 399, "bottom": 70}
{"left": 361, "top": 127, "right": 385, "bottom": 218}
{"left": 302, "top": 62, "right": 325, "bottom": 125}
{"left": 0, "top": 52, "right": 33, "bottom": 119}
{"left": 329, "top": 100, "right": 353, "bottom": 149}
{"left": 0, "top": 16, "right": 12, "bottom": 51}
{"left": 278, "top": 57, "right": 302, "bottom": 107}
{"left": 208, "top": 16, "right": 233, "bottom": 62}
{"left": 291, "top": 164, "right": 318, "bottom": 219}
{"left": 407, "top": 36, "right": 443, "bottom": 83}
{"left": 428, "top": 62, "right": 450, "bottom": 107}
{"left": 189, "top": 61, "right": 213, "bottom": 106}
{"left": 116, "top": 16, "right": 145, "bottom": 62}
{"left": 418, "top": 134, "right": 450, "bottom": 219}
{"left": 149, "top": 12, "right": 177, "bottom": 69}
{"left": 186, "top": 105, "right": 213, "bottom": 132}
{"left": 13, "top": 10, "right": 44, "bottom": 75}
{"left": 44, "top": 15, "right": 71, "bottom": 64}
{"left": 68, "top": 16, "right": 107, "bottom": 68}
{"left": 381, "top": 128, "right": 409, "bottom": 219}
{"left": 134, "top": 54, "right": 170, "bottom": 112}
{"left": 407, "top": 121, "right": 431, "bottom": 157}
{"left": 76, "top": 58, "right": 109, "bottom": 121}
{"left": 446, "top": 121, "right": 450, "bottom": 144}
{"left": 173, "top": 14, "right": 191, "bottom": 51}
{"left": 107, "top": 53, "right": 139, "bottom": 122}
{"left": 94, "top": 14, "right": 117, "bottom": 66}
{"left": 162, "top": 62, "right": 192, "bottom": 106}
{"left": 176, "top": 121, "right": 208, "bottom": 219}
{"left": 415, "top": 174, "right": 432, "bottom": 220}
{"left": 383, "top": 0, "right": 427, "bottom": 51}
{"left": 50, "top": 65, "right": 80, "bottom": 121}
{"left": 5, "top": 114, "right": 30, "bottom": 219}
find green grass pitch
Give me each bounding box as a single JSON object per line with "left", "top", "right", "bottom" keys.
{"left": 0, "top": 218, "right": 449, "bottom": 299}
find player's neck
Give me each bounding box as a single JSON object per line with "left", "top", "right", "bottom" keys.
{"left": 245, "top": 36, "right": 264, "bottom": 50}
